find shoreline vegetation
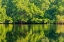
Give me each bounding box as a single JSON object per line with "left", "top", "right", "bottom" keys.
{"left": 0, "top": 22, "right": 64, "bottom": 24}
{"left": 0, "top": 0, "right": 64, "bottom": 24}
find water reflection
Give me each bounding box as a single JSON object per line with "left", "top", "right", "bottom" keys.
{"left": 0, "top": 24, "right": 13, "bottom": 42}
{"left": 0, "top": 24, "right": 64, "bottom": 42}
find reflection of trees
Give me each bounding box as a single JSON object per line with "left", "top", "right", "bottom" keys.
{"left": 6, "top": 24, "right": 20, "bottom": 42}
{"left": 0, "top": 24, "right": 6, "bottom": 42}
{"left": 1, "top": 24, "right": 64, "bottom": 42}
{"left": 6, "top": 24, "right": 29, "bottom": 42}
{"left": 44, "top": 24, "right": 64, "bottom": 42}
{"left": 56, "top": 25, "right": 64, "bottom": 33}
{"left": 0, "top": 24, "right": 13, "bottom": 42}
{"left": 44, "top": 24, "right": 60, "bottom": 42}
{"left": 15, "top": 24, "right": 45, "bottom": 42}
{"left": 7, "top": 24, "right": 62, "bottom": 42}
{"left": 56, "top": 25, "right": 64, "bottom": 42}
{"left": 0, "top": 24, "right": 48, "bottom": 42}
{"left": 11, "top": 24, "right": 64, "bottom": 42}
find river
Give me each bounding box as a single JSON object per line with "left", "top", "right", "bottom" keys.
{"left": 0, "top": 24, "right": 64, "bottom": 42}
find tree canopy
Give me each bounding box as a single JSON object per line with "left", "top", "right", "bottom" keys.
{"left": 0, "top": 0, "right": 64, "bottom": 23}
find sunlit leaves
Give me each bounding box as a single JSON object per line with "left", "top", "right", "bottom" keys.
{"left": 58, "top": 6, "right": 64, "bottom": 13}
{"left": 0, "top": 0, "right": 64, "bottom": 23}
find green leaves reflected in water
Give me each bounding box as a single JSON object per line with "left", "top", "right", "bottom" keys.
{"left": 0, "top": 24, "right": 13, "bottom": 42}
{"left": 0, "top": 24, "right": 64, "bottom": 42}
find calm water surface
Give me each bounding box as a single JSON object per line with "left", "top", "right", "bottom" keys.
{"left": 0, "top": 24, "right": 64, "bottom": 42}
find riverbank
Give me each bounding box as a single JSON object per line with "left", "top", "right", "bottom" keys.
{"left": 0, "top": 22, "right": 64, "bottom": 25}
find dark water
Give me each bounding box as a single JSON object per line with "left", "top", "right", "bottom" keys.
{"left": 0, "top": 24, "right": 64, "bottom": 42}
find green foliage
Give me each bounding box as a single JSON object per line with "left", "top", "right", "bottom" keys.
{"left": 0, "top": 0, "right": 64, "bottom": 23}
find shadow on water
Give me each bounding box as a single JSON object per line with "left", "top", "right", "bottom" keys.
{"left": 0, "top": 24, "right": 64, "bottom": 42}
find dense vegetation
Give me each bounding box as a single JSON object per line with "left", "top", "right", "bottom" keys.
{"left": 0, "top": 0, "right": 64, "bottom": 23}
